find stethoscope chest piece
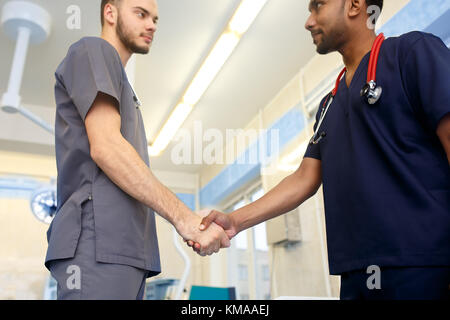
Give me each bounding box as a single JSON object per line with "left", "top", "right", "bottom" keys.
{"left": 360, "top": 80, "right": 383, "bottom": 105}
{"left": 309, "top": 33, "right": 385, "bottom": 145}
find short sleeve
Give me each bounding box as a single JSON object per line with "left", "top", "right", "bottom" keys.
{"left": 401, "top": 33, "right": 450, "bottom": 131}
{"left": 304, "top": 96, "right": 326, "bottom": 160}
{"left": 59, "top": 38, "right": 123, "bottom": 121}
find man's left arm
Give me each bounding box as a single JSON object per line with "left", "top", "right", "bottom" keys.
{"left": 436, "top": 113, "right": 450, "bottom": 165}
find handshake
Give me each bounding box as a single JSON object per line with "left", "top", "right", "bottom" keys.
{"left": 178, "top": 209, "right": 238, "bottom": 257}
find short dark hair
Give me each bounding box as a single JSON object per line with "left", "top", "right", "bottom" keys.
{"left": 101, "top": 0, "right": 121, "bottom": 27}
{"left": 366, "top": 0, "right": 383, "bottom": 12}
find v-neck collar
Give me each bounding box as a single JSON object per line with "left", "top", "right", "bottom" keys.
{"left": 342, "top": 51, "right": 371, "bottom": 91}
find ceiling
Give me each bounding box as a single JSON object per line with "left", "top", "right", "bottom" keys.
{"left": 0, "top": 0, "right": 317, "bottom": 173}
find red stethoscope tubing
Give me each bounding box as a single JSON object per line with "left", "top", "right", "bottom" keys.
{"left": 368, "top": 33, "right": 385, "bottom": 83}
{"left": 324, "top": 33, "right": 385, "bottom": 108}
{"left": 311, "top": 33, "right": 385, "bottom": 145}
{"left": 332, "top": 68, "right": 347, "bottom": 97}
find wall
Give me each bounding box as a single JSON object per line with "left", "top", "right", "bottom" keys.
{"left": 0, "top": 150, "right": 56, "bottom": 299}
{"left": 0, "top": 197, "right": 50, "bottom": 299}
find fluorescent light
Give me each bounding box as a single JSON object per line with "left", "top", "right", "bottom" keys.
{"left": 229, "top": 0, "right": 268, "bottom": 34}
{"left": 148, "top": 103, "right": 193, "bottom": 156}
{"left": 183, "top": 32, "right": 239, "bottom": 106}
{"left": 149, "top": 0, "right": 269, "bottom": 157}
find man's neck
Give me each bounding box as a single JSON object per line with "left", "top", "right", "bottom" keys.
{"left": 339, "top": 31, "right": 377, "bottom": 87}
{"left": 101, "top": 30, "right": 132, "bottom": 67}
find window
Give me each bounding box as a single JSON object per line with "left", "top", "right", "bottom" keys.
{"left": 223, "top": 184, "right": 271, "bottom": 300}
{"left": 250, "top": 188, "right": 268, "bottom": 252}
{"left": 262, "top": 265, "right": 270, "bottom": 281}
{"left": 235, "top": 231, "right": 248, "bottom": 250}
{"left": 254, "top": 220, "right": 268, "bottom": 252}
{"left": 233, "top": 199, "right": 248, "bottom": 250}
{"left": 240, "top": 294, "right": 250, "bottom": 300}
{"left": 238, "top": 264, "right": 248, "bottom": 281}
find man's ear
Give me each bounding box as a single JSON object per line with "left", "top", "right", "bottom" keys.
{"left": 347, "top": 0, "right": 364, "bottom": 18}
{"left": 103, "top": 3, "right": 119, "bottom": 26}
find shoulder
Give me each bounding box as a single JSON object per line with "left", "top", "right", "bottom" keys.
{"left": 57, "top": 37, "right": 123, "bottom": 73}
{"left": 382, "top": 31, "right": 422, "bottom": 51}
{"left": 387, "top": 31, "right": 445, "bottom": 54}
{"left": 67, "top": 37, "right": 120, "bottom": 60}
{"left": 56, "top": 37, "right": 123, "bottom": 81}
{"left": 383, "top": 31, "right": 448, "bottom": 69}
{"left": 397, "top": 31, "right": 443, "bottom": 47}
{"left": 395, "top": 31, "right": 427, "bottom": 44}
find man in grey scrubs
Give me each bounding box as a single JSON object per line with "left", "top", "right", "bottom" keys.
{"left": 45, "top": 0, "right": 230, "bottom": 300}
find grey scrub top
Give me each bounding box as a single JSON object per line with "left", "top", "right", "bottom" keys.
{"left": 45, "top": 37, "right": 161, "bottom": 277}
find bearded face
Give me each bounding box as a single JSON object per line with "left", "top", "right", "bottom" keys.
{"left": 116, "top": 10, "right": 151, "bottom": 55}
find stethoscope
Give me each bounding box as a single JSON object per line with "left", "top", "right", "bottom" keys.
{"left": 129, "top": 82, "right": 142, "bottom": 109}
{"left": 309, "top": 33, "right": 385, "bottom": 145}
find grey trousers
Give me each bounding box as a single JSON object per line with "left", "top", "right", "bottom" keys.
{"left": 48, "top": 199, "right": 148, "bottom": 300}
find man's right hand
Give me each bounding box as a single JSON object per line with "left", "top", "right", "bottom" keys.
{"left": 177, "top": 212, "right": 231, "bottom": 256}
{"left": 186, "top": 210, "right": 238, "bottom": 252}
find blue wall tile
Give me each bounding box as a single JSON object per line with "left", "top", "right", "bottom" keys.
{"left": 379, "top": 0, "right": 450, "bottom": 39}
{"left": 176, "top": 193, "right": 196, "bottom": 211}
{"left": 200, "top": 108, "right": 304, "bottom": 206}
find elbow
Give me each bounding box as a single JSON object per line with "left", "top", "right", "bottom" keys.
{"left": 300, "top": 177, "right": 321, "bottom": 199}
{"left": 89, "top": 144, "right": 102, "bottom": 164}
{"left": 292, "top": 167, "right": 322, "bottom": 200}
{"left": 308, "top": 182, "right": 321, "bottom": 198}
{"left": 89, "top": 132, "right": 124, "bottom": 167}
{"left": 90, "top": 143, "right": 111, "bottom": 166}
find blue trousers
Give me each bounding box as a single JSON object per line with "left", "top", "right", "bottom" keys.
{"left": 48, "top": 200, "right": 148, "bottom": 300}
{"left": 340, "top": 266, "right": 450, "bottom": 300}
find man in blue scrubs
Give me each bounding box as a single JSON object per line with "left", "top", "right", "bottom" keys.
{"left": 191, "top": 0, "right": 450, "bottom": 299}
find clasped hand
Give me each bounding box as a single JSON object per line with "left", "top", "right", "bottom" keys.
{"left": 183, "top": 209, "right": 238, "bottom": 256}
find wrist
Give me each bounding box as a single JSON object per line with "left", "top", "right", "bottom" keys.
{"left": 229, "top": 211, "right": 242, "bottom": 235}
{"left": 175, "top": 210, "right": 200, "bottom": 237}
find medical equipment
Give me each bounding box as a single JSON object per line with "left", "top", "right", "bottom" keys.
{"left": 0, "top": 1, "right": 54, "bottom": 134}
{"left": 309, "top": 33, "right": 385, "bottom": 145}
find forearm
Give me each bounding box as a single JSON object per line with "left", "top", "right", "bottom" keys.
{"left": 231, "top": 160, "right": 321, "bottom": 233}
{"left": 91, "top": 136, "right": 194, "bottom": 231}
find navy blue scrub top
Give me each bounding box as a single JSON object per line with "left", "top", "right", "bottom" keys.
{"left": 304, "top": 31, "right": 450, "bottom": 275}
